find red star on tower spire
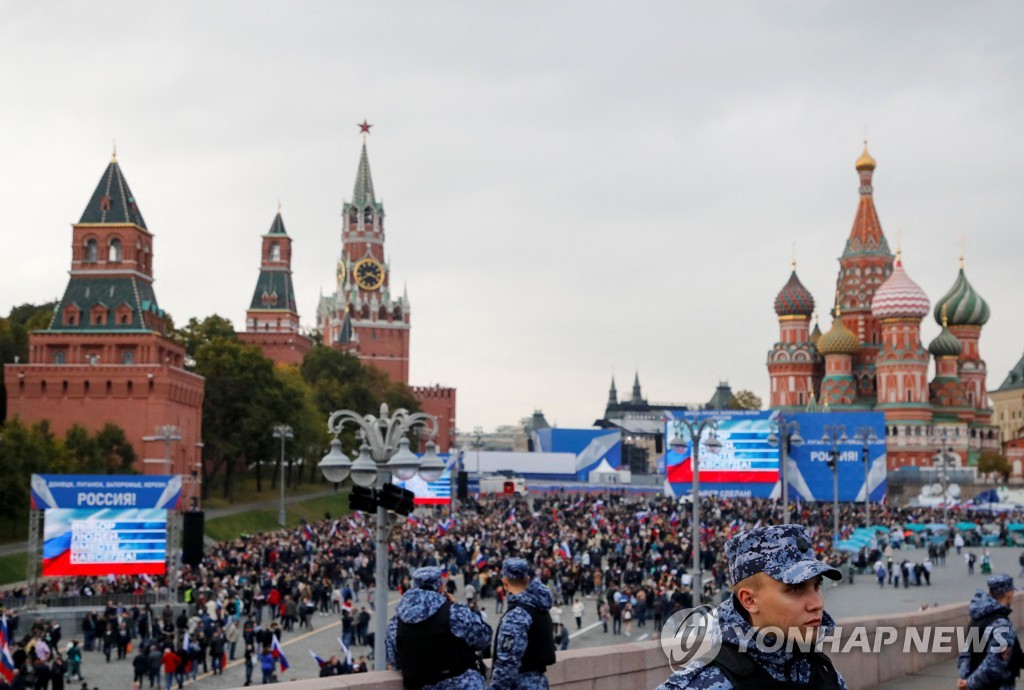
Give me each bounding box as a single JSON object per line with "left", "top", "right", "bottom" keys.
{"left": 358, "top": 120, "right": 372, "bottom": 135}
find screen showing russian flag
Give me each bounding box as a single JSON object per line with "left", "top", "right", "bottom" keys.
{"left": 43, "top": 508, "right": 168, "bottom": 576}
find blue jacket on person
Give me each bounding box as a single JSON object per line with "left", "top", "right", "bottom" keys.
{"left": 958, "top": 591, "right": 1018, "bottom": 690}
{"left": 491, "top": 579, "right": 555, "bottom": 690}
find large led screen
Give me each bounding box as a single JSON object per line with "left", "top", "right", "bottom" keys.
{"left": 43, "top": 508, "right": 168, "bottom": 576}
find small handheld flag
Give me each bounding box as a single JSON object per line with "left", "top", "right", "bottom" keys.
{"left": 271, "top": 634, "right": 289, "bottom": 672}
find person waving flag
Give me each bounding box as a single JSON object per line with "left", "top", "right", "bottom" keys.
{"left": 271, "top": 634, "right": 289, "bottom": 672}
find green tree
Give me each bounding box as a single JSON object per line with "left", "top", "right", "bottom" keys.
{"left": 0, "top": 302, "right": 57, "bottom": 423}
{"left": 174, "top": 314, "right": 237, "bottom": 359}
{"left": 0, "top": 419, "right": 64, "bottom": 535}
{"left": 978, "top": 450, "right": 1012, "bottom": 480}
{"left": 727, "top": 390, "right": 763, "bottom": 410}
{"left": 95, "top": 423, "right": 138, "bottom": 473}
{"left": 195, "top": 338, "right": 284, "bottom": 500}
{"left": 272, "top": 364, "right": 325, "bottom": 487}
{"left": 300, "top": 346, "right": 420, "bottom": 420}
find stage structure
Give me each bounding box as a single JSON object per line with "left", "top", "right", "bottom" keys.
{"left": 28, "top": 475, "right": 184, "bottom": 606}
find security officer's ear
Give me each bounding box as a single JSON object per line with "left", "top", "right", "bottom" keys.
{"left": 733, "top": 573, "right": 766, "bottom": 615}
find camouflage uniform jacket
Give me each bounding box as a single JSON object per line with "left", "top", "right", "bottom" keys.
{"left": 385, "top": 589, "right": 493, "bottom": 690}
{"left": 491, "top": 580, "right": 554, "bottom": 690}
{"left": 957, "top": 591, "right": 1017, "bottom": 690}
{"left": 656, "top": 597, "right": 848, "bottom": 690}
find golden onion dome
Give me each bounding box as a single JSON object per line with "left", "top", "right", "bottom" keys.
{"left": 817, "top": 313, "right": 860, "bottom": 356}
{"left": 855, "top": 144, "right": 876, "bottom": 171}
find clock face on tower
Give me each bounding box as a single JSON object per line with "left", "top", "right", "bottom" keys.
{"left": 354, "top": 258, "right": 384, "bottom": 291}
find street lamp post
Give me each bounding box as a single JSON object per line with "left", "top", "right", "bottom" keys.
{"left": 472, "top": 427, "right": 483, "bottom": 494}
{"left": 932, "top": 427, "right": 957, "bottom": 523}
{"left": 669, "top": 415, "right": 722, "bottom": 605}
{"left": 273, "top": 425, "right": 293, "bottom": 527}
{"left": 318, "top": 403, "right": 445, "bottom": 671}
{"left": 853, "top": 426, "right": 879, "bottom": 526}
{"left": 767, "top": 417, "right": 804, "bottom": 524}
{"left": 143, "top": 425, "right": 182, "bottom": 474}
{"left": 821, "top": 424, "right": 849, "bottom": 544}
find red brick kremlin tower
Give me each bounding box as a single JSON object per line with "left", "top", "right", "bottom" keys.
{"left": 238, "top": 209, "right": 312, "bottom": 365}
{"left": 317, "top": 124, "right": 456, "bottom": 451}
{"left": 3, "top": 153, "right": 205, "bottom": 476}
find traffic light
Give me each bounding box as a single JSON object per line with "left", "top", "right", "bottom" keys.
{"left": 379, "top": 483, "right": 416, "bottom": 516}
{"left": 349, "top": 486, "right": 378, "bottom": 514}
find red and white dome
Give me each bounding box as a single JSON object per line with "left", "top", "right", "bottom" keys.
{"left": 871, "top": 255, "right": 930, "bottom": 320}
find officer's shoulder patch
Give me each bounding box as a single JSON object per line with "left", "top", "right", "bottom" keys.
{"left": 500, "top": 635, "right": 515, "bottom": 653}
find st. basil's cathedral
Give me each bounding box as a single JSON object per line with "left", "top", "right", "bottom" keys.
{"left": 767, "top": 146, "right": 999, "bottom": 470}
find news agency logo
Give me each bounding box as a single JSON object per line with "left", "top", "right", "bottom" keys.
{"left": 661, "top": 605, "right": 722, "bottom": 673}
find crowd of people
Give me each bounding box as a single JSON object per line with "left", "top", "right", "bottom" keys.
{"left": 2, "top": 490, "right": 1023, "bottom": 688}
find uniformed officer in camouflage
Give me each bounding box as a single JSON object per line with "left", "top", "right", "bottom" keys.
{"left": 658, "top": 524, "right": 848, "bottom": 690}
{"left": 491, "top": 558, "right": 558, "bottom": 690}
{"left": 957, "top": 574, "right": 1023, "bottom": 690}
{"left": 386, "top": 566, "right": 493, "bottom": 690}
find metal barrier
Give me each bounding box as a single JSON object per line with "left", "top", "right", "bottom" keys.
{"left": 25, "top": 591, "right": 171, "bottom": 610}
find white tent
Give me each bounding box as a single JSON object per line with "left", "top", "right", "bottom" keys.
{"left": 589, "top": 459, "right": 620, "bottom": 484}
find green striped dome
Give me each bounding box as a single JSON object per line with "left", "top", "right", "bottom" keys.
{"left": 928, "top": 325, "right": 962, "bottom": 358}
{"left": 934, "top": 268, "right": 990, "bottom": 326}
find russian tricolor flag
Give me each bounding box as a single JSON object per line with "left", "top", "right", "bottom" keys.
{"left": 303, "top": 524, "right": 314, "bottom": 541}
{"left": 474, "top": 553, "right": 487, "bottom": 568}
{"left": 309, "top": 650, "right": 327, "bottom": 668}
{"left": 0, "top": 616, "right": 14, "bottom": 682}
{"left": 272, "top": 634, "right": 289, "bottom": 672}
{"left": 437, "top": 518, "right": 451, "bottom": 535}
{"left": 558, "top": 542, "right": 572, "bottom": 561}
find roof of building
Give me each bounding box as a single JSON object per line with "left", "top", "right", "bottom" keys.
{"left": 349, "top": 142, "right": 377, "bottom": 210}
{"left": 995, "top": 352, "right": 1024, "bottom": 393}
{"left": 810, "top": 317, "right": 822, "bottom": 347}
{"left": 50, "top": 276, "right": 161, "bottom": 332}
{"left": 842, "top": 146, "right": 891, "bottom": 257}
{"left": 855, "top": 143, "right": 877, "bottom": 171}
{"left": 267, "top": 211, "right": 287, "bottom": 236}
{"left": 707, "top": 381, "right": 734, "bottom": 410}
{"left": 933, "top": 266, "right": 990, "bottom": 327}
{"left": 774, "top": 270, "right": 815, "bottom": 317}
{"left": 248, "top": 269, "right": 298, "bottom": 313}
{"left": 928, "top": 322, "right": 963, "bottom": 358}
{"left": 871, "top": 254, "right": 930, "bottom": 320}
{"left": 79, "top": 155, "right": 148, "bottom": 230}
{"left": 817, "top": 312, "right": 860, "bottom": 355}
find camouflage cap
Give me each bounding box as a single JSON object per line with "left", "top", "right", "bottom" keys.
{"left": 502, "top": 558, "right": 531, "bottom": 580}
{"left": 411, "top": 566, "right": 444, "bottom": 591}
{"left": 988, "top": 574, "right": 1015, "bottom": 596}
{"left": 726, "top": 524, "right": 842, "bottom": 585}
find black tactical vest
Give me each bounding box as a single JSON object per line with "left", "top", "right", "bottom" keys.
{"left": 967, "top": 610, "right": 1024, "bottom": 679}
{"left": 495, "top": 601, "right": 557, "bottom": 674}
{"left": 710, "top": 642, "right": 842, "bottom": 690}
{"left": 395, "top": 601, "right": 478, "bottom": 690}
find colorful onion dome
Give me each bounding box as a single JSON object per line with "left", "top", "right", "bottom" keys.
{"left": 855, "top": 144, "right": 877, "bottom": 172}
{"left": 871, "top": 253, "right": 930, "bottom": 320}
{"left": 933, "top": 267, "right": 990, "bottom": 326}
{"left": 928, "top": 324, "right": 963, "bottom": 358}
{"left": 774, "top": 270, "right": 815, "bottom": 317}
{"left": 817, "top": 307, "right": 860, "bottom": 356}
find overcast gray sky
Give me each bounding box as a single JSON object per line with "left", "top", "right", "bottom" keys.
{"left": 2, "top": 2, "right": 1022, "bottom": 433}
